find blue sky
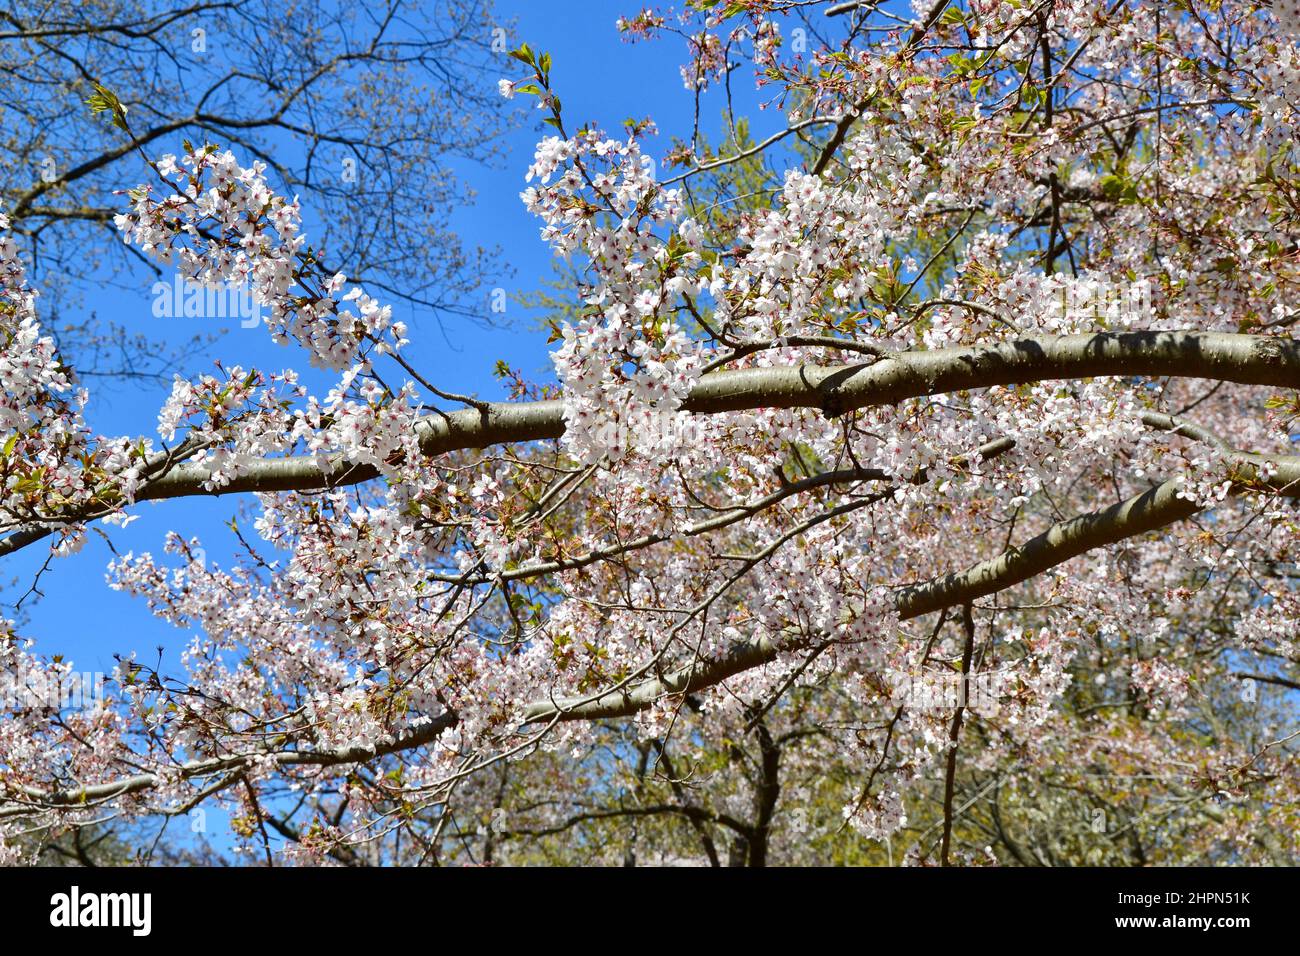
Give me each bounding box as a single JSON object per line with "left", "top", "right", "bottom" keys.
{"left": 8, "top": 2, "right": 785, "bottom": 691}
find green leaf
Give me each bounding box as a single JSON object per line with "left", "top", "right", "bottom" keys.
{"left": 86, "top": 82, "right": 129, "bottom": 132}
{"left": 1100, "top": 173, "right": 1139, "bottom": 204}
{"left": 946, "top": 53, "right": 978, "bottom": 77}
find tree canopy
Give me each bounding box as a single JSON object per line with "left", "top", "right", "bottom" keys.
{"left": 1, "top": 0, "right": 1298, "bottom": 866}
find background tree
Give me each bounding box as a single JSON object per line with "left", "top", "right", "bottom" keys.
{"left": 0, "top": 0, "right": 509, "bottom": 381}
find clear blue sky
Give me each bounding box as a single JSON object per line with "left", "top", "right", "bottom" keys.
{"left": 8, "top": 2, "right": 783, "bottom": 694}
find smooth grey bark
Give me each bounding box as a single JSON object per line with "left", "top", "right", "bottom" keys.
{"left": 0, "top": 711, "right": 457, "bottom": 821}
{"left": 135, "top": 330, "right": 1300, "bottom": 501}
{"left": 521, "top": 455, "right": 1300, "bottom": 723}
{"left": 1, "top": 331, "right": 1293, "bottom": 556}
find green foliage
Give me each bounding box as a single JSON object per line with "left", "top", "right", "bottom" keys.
{"left": 85, "top": 82, "right": 129, "bottom": 132}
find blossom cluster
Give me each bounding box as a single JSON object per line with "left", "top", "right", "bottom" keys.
{"left": 115, "top": 147, "right": 407, "bottom": 370}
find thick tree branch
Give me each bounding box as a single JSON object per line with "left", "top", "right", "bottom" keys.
{"left": 0, "top": 711, "right": 457, "bottom": 821}
{"left": 521, "top": 454, "right": 1300, "bottom": 723}
{"left": 134, "top": 330, "right": 1300, "bottom": 502}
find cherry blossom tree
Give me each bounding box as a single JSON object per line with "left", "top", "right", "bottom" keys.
{"left": 2, "top": 0, "right": 1299, "bottom": 866}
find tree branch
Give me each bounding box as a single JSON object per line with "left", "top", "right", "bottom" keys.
{"left": 521, "top": 454, "right": 1300, "bottom": 723}
{"left": 133, "top": 330, "right": 1300, "bottom": 502}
